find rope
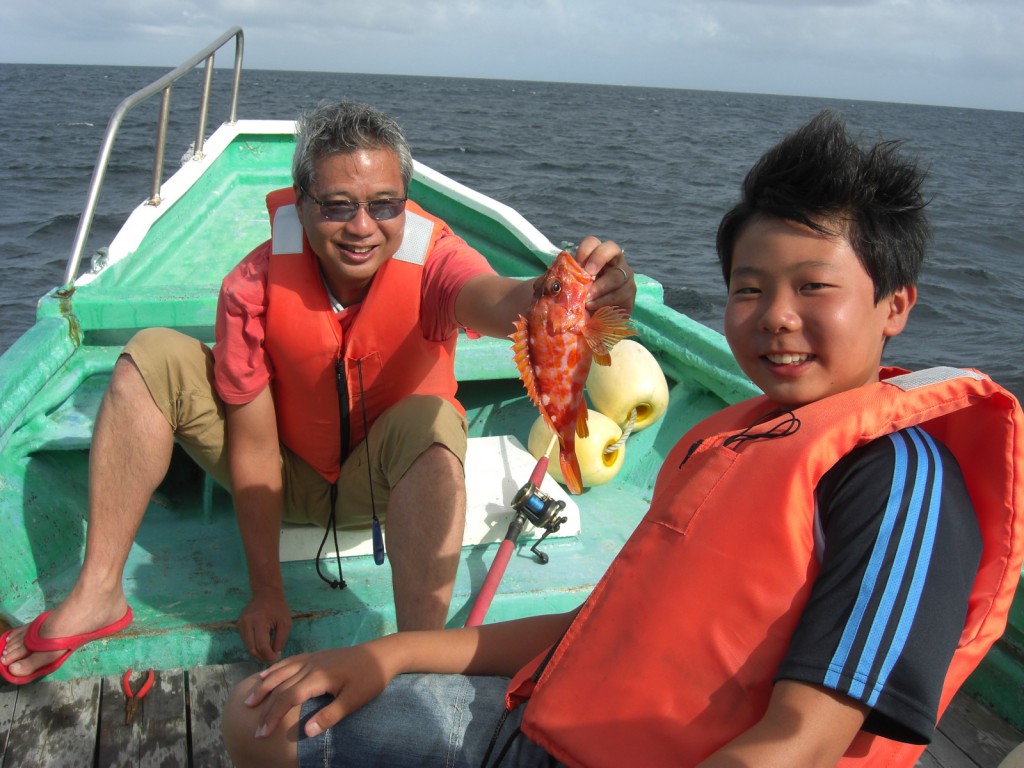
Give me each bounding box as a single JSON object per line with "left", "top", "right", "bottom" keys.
{"left": 603, "top": 407, "right": 637, "bottom": 455}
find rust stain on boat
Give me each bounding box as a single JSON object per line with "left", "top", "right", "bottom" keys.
{"left": 118, "top": 610, "right": 337, "bottom": 638}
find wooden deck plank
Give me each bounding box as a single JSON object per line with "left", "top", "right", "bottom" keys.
{"left": 921, "top": 728, "right": 985, "bottom": 768}
{"left": 140, "top": 670, "right": 190, "bottom": 766}
{"left": 938, "top": 692, "right": 1024, "bottom": 768}
{"left": 0, "top": 684, "right": 15, "bottom": 761}
{"left": 916, "top": 690, "right": 1024, "bottom": 768}
{"left": 1, "top": 663, "right": 1022, "bottom": 767}
{"left": 96, "top": 669, "right": 189, "bottom": 767}
{"left": 3, "top": 678, "right": 99, "bottom": 768}
{"left": 188, "top": 662, "right": 260, "bottom": 768}
{"left": 96, "top": 674, "right": 138, "bottom": 767}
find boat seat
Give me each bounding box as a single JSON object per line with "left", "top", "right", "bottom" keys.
{"left": 274, "top": 435, "right": 580, "bottom": 562}
{"left": 454, "top": 333, "right": 517, "bottom": 381}
{"left": 10, "top": 332, "right": 516, "bottom": 456}
{"left": 13, "top": 333, "right": 536, "bottom": 560}
{"left": 5, "top": 359, "right": 113, "bottom": 456}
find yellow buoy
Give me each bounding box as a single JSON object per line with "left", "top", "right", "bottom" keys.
{"left": 586, "top": 339, "right": 669, "bottom": 431}
{"left": 527, "top": 410, "right": 626, "bottom": 488}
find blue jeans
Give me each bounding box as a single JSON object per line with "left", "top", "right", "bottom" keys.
{"left": 297, "top": 673, "right": 557, "bottom": 767}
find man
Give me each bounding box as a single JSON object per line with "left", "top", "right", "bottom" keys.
{"left": 0, "top": 101, "right": 636, "bottom": 681}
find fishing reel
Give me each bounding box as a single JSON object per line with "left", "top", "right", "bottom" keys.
{"left": 511, "top": 481, "right": 568, "bottom": 564}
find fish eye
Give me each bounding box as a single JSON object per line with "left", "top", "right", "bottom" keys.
{"left": 548, "top": 279, "right": 562, "bottom": 295}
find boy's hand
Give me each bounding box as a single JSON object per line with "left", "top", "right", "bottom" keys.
{"left": 247, "top": 639, "right": 399, "bottom": 739}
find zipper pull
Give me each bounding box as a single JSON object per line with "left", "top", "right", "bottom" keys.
{"left": 372, "top": 516, "right": 386, "bottom": 565}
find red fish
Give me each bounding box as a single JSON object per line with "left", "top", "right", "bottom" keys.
{"left": 510, "top": 250, "right": 635, "bottom": 494}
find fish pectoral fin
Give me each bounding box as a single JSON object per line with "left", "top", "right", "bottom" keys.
{"left": 583, "top": 305, "right": 637, "bottom": 358}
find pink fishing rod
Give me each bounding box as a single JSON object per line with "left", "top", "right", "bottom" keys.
{"left": 465, "top": 441, "right": 567, "bottom": 627}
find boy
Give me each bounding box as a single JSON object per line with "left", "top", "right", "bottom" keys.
{"left": 220, "top": 111, "right": 1023, "bottom": 767}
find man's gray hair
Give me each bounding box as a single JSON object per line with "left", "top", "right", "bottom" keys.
{"left": 292, "top": 101, "right": 414, "bottom": 194}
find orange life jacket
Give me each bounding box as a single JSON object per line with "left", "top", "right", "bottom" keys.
{"left": 508, "top": 366, "right": 1024, "bottom": 767}
{"left": 263, "top": 188, "right": 462, "bottom": 483}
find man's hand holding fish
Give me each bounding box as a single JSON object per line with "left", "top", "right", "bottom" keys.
{"left": 572, "top": 236, "right": 637, "bottom": 316}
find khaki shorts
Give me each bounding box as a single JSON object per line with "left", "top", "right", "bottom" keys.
{"left": 125, "top": 328, "right": 468, "bottom": 530}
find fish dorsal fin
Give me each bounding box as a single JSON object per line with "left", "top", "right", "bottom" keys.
{"left": 510, "top": 315, "right": 545, "bottom": 413}
{"left": 583, "top": 306, "right": 637, "bottom": 363}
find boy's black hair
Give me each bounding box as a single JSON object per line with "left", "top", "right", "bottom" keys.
{"left": 716, "top": 110, "right": 929, "bottom": 302}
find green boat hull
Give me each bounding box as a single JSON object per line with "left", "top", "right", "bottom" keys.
{"left": 0, "top": 123, "right": 754, "bottom": 679}
{"left": 2, "top": 120, "right": 1022, "bottom": 738}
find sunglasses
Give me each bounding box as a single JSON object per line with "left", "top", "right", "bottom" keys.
{"left": 300, "top": 187, "right": 407, "bottom": 222}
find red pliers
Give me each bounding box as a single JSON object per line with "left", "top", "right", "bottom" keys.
{"left": 122, "top": 668, "right": 154, "bottom": 725}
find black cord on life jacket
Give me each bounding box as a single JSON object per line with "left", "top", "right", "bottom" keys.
{"left": 315, "top": 357, "right": 385, "bottom": 589}
{"left": 480, "top": 715, "right": 557, "bottom": 768}
{"left": 723, "top": 408, "right": 800, "bottom": 448}
{"left": 315, "top": 356, "right": 352, "bottom": 590}
{"left": 679, "top": 409, "right": 800, "bottom": 468}
{"left": 316, "top": 482, "right": 346, "bottom": 590}
{"left": 480, "top": 708, "right": 513, "bottom": 767}
{"left": 356, "top": 359, "right": 385, "bottom": 565}
{"left": 479, "top": 620, "right": 574, "bottom": 767}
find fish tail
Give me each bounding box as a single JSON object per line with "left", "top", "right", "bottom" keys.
{"left": 559, "top": 445, "right": 583, "bottom": 495}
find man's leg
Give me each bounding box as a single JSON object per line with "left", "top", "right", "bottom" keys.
{"left": 1, "top": 353, "right": 173, "bottom": 676}
{"left": 387, "top": 443, "right": 466, "bottom": 631}
{"left": 2, "top": 328, "right": 227, "bottom": 678}
{"left": 323, "top": 395, "right": 468, "bottom": 632}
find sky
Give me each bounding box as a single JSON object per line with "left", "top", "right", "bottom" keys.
{"left": 1, "top": 0, "right": 1022, "bottom": 112}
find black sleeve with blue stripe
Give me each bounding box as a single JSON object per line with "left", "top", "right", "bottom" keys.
{"left": 776, "top": 426, "right": 982, "bottom": 744}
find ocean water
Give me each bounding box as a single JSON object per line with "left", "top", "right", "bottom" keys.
{"left": 1, "top": 63, "right": 1022, "bottom": 401}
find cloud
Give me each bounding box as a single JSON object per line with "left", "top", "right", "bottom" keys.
{"left": 0, "top": 0, "right": 1021, "bottom": 111}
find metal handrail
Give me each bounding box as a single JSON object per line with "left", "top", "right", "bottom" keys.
{"left": 61, "top": 26, "right": 245, "bottom": 288}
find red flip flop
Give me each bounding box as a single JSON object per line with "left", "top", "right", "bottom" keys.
{"left": 0, "top": 606, "right": 133, "bottom": 685}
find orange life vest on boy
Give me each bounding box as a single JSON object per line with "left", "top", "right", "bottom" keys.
{"left": 263, "top": 188, "right": 462, "bottom": 483}
{"left": 508, "top": 366, "right": 1023, "bottom": 767}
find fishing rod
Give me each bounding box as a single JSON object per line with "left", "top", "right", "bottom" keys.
{"left": 465, "top": 434, "right": 568, "bottom": 627}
